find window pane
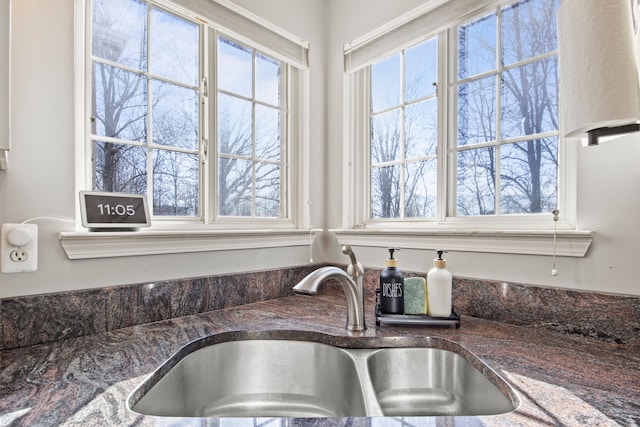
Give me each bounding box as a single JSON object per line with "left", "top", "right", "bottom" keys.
{"left": 371, "top": 109, "right": 401, "bottom": 165}
{"left": 152, "top": 80, "right": 199, "bottom": 150}
{"left": 457, "top": 147, "right": 496, "bottom": 216}
{"left": 501, "top": 57, "right": 558, "bottom": 139}
{"left": 458, "top": 12, "right": 496, "bottom": 79}
{"left": 93, "top": 141, "right": 147, "bottom": 194}
{"left": 500, "top": 138, "right": 557, "bottom": 214}
{"left": 256, "top": 53, "right": 280, "bottom": 106}
{"left": 150, "top": 7, "right": 199, "bottom": 86}
{"left": 153, "top": 149, "right": 199, "bottom": 216}
{"left": 93, "top": 63, "right": 147, "bottom": 141}
{"left": 92, "top": 0, "right": 147, "bottom": 70}
{"left": 404, "top": 38, "right": 437, "bottom": 102}
{"left": 256, "top": 105, "right": 280, "bottom": 162}
{"left": 256, "top": 163, "right": 280, "bottom": 217}
{"left": 370, "top": 39, "right": 441, "bottom": 220}
{"left": 405, "top": 159, "right": 437, "bottom": 218}
{"left": 457, "top": 76, "right": 496, "bottom": 146}
{"left": 452, "top": 0, "right": 560, "bottom": 219}
{"left": 371, "top": 53, "right": 401, "bottom": 112}
{"left": 371, "top": 165, "right": 400, "bottom": 219}
{"left": 218, "top": 37, "right": 252, "bottom": 98}
{"left": 218, "top": 157, "right": 252, "bottom": 216}
{"left": 216, "top": 38, "right": 285, "bottom": 220}
{"left": 405, "top": 99, "right": 437, "bottom": 159}
{"left": 218, "top": 93, "right": 252, "bottom": 157}
{"left": 502, "top": 0, "right": 559, "bottom": 66}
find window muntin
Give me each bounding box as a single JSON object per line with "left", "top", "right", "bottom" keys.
{"left": 89, "top": 0, "right": 290, "bottom": 223}
{"left": 367, "top": 0, "right": 560, "bottom": 223}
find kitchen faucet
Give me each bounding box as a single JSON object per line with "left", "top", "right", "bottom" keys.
{"left": 293, "top": 245, "right": 366, "bottom": 331}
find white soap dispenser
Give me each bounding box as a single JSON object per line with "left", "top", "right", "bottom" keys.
{"left": 427, "top": 250, "right": 452, "bottom": 317}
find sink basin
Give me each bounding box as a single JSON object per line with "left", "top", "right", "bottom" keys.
{"left": 367, "top": 347, "right": 516, "bottom": 416}
{"left": 129, "top": 339, "right": 368, "bottom": 417}
{"left": 128, "top": 335, "right": 519, "bottom": 418}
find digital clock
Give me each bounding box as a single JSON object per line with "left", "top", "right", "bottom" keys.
{"left": 80, "top": 191, "right": 151, "bottom": 230}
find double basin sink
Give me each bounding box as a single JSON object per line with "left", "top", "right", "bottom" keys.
{"left": 128, "top": 332, "right": 519, "bottom": 418}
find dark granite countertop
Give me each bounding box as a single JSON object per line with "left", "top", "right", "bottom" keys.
{"left": 1, "top": 288, "right": 639, "bottom": 426}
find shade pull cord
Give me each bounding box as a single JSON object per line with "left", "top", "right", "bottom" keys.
{"left": 551, "top": 209, "right": 559, "bottom": 276}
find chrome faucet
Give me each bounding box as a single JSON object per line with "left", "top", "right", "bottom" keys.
{"left": 293, "top": 245, "right": 366, "bottom": 331}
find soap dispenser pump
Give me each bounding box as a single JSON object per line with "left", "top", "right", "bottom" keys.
{"left": 427, "top": 250, "right": 452, "bottom": 317}
{"left": 380, "top": 248, "right": 404, "bottom": 314}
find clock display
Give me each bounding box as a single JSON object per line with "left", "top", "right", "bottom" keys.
{"left": 96, "top": 203, "right": 136, "bottom": 217}
{"left": 80, "top": 192, "right": 150, "bottom": 229}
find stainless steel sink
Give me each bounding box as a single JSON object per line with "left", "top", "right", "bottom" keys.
{"left": 128, "top": 336, "right": 519, "bottom": 418}
{"left": 366, "top": 347, "right": 516, "bottom": 416}
{"left": 129, "top": 339, "right": 368, "bottom": 417}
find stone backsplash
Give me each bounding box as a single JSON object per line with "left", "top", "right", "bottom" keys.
{"left": 452, "top": 277, "right": 640, "bottom": 346}
{"left": 1, "top": 265, "right": 638, "bottom": 350}
{"left": 0, "top": 265, "right": 320, "bottom": 350}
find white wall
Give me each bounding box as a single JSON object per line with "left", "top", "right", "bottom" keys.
{"left": 324, "top": 0, "right": 640, "bottom": 297}
{"left": 1, "top": 0, "right": 639, "bottom": 298}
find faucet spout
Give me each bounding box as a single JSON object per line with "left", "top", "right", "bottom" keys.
{"left": 293, "top": 265, "right": 366, "bottom": 332}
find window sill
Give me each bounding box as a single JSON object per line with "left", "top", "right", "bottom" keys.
{"left": 59, "top": 229, "right": 313, "bottom": 260}
{"left": 332, "top": 228, "right": 593, "bottom": 257}
{"left": 59, "top": 227, "right": 593, "bottom": 260}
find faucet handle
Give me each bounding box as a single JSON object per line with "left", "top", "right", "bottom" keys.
{"left": 342, "top": 245, "right": 363, "bottom": 278}
{"left": 342, "top": 245, "right": 357, "bottom": 265}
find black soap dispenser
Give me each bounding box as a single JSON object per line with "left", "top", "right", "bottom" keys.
{"left": 380, "top": 248, "right": 404, "bottom": 314}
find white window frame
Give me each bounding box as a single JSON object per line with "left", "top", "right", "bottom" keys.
{"left": 338, "top": 0, "right": 592, "bottom": 257}
{"left": 62, "top": 0, "right": 313, "bottom": 259}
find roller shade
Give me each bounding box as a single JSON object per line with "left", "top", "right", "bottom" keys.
{"left": 344, "top": 0, "right": 495, "bottom": 73}
{"left": 172, "top": 0, "right": 309, "bottom": 69}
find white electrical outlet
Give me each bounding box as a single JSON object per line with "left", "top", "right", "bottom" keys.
{"left": 1, "top": 223, "right": 38, "bottom": 273}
